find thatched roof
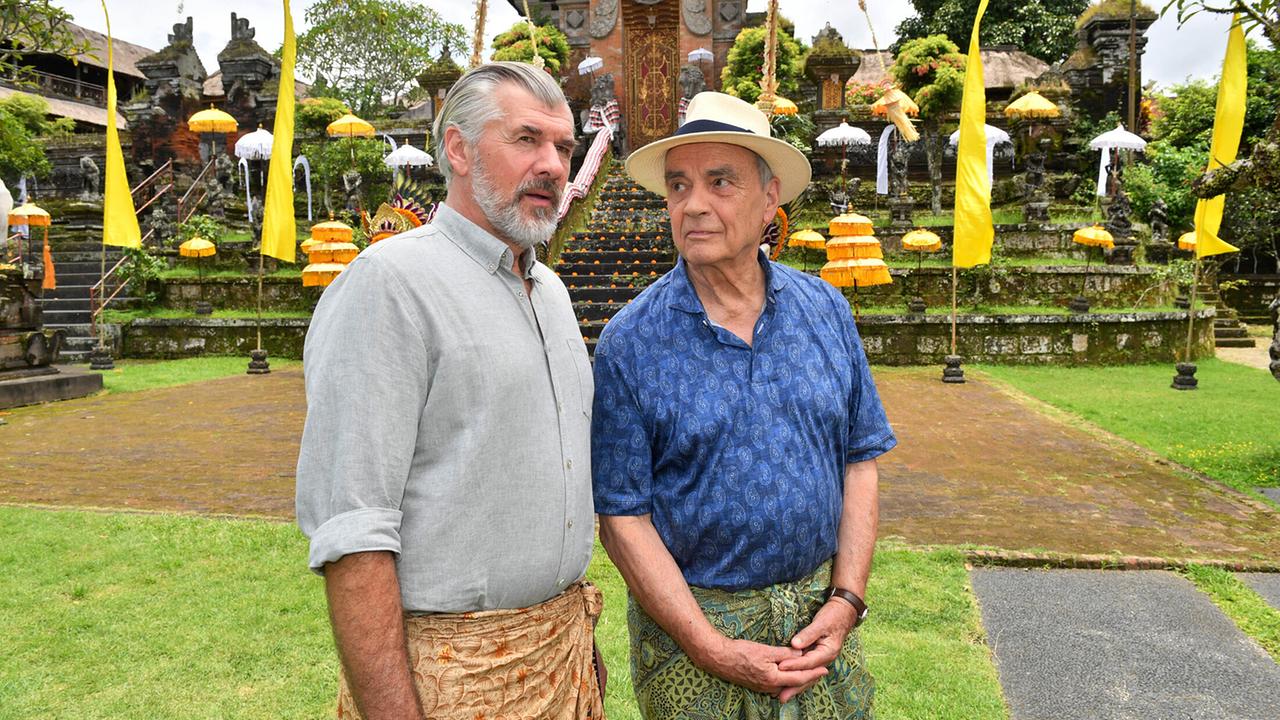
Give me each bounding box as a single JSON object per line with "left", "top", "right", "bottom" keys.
{"left": 849, "top": 47, "right": 1049, "bottom": 90}
{"left": 0, "top": 86, "right": 127, "bottom": 128}
{"left": 62, "top": 21, "right": 156, "bottom": 79}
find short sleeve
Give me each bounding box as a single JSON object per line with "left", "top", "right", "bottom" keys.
{"left": 295, "top": 252, "right": 431, "bottom": 572}
{"left": 836, "top": 290, "right": 897, "bottom": 464}
{"left": 590, "top": 335, "right": 653, "bottom": 516}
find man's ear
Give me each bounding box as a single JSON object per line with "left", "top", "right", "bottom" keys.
{"left": 444, "top": 125, "right": 473, "bottom": 178}
{"left": 761, "top": 175, "right": 781, "bottom": 225}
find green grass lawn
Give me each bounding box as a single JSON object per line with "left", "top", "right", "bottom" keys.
{"left": 102, "top": 308, "right": 313, "bottom": 323}
{"left": 159, "top": 266, "right": 304, "bottom": 279}
{"left": 0, "top": 507, "right": 1006, "bottom": 720}
{"left": 95, "top": 357, "right": 301, "bottom": 395}
{"left": 979, "top": 360, "right": 1280, "bottom": 494}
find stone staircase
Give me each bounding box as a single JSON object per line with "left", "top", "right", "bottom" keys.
{"left": 38, "top": 215, "right": 132, "bottom": 362}
{"left": 1200, "top": 285, "right": 1256, "bottom": 349}
{"left": 555, "top": 168, "right": 676, "bottom": 354}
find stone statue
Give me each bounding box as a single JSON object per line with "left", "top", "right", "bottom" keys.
{"left": 1149, "top": 198, "right": 1169, "bottom": 244}
{"left": 169, "top": 17, "right": 194, "bottom": 45}
{"left": 1269, "top": 294, "right": 1279, "bottom": 381}
{"left": 78, "top": 156, "right": 101, "bottom": 200}
{"left": 208, "top": 152, "right": 235, "bottom": 219}
{"left": 146, "top": 201, "right": 174, "bottom": 244}
{"left": 1105, "top": 162, "right": 1136, "bottom": 264}
{"left": 582, "top": 73, "right": 624, "bottom": 155}
{"left": 230, "top": 13, "right": 255, "bottom": 41}
{"left": 889, "top": 136, "right": 910, "bottom": 200}
{"left": 678, "top": 65, "right": 707, "bottom": 125}
{"left": 1022, "top": 138, "right": 1051, "bottom": 223}
{"left": 342, "top": 169, "right": 363, "bottom": 213}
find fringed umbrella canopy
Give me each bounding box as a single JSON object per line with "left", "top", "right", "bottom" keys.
{"left": 1073, "top": 225, "right": 1116, "bottom": 249}
{"left": 688, "top": 48, "right": 713, "bottom": 64}
{"left": 384, "top": 143, "right": 435, "bottom": 169}
{"left": 302, "top": 262, "right": 347, "bottom": 287}
{"left": 307, "top": 241, "right": 360, "bottom": 264}
{"left": 788, "top": 229, "right": 826, "bottom": 249}
{"left": 829, "top": 213, "right": 875, "bottom": 237}
{"left": 902, "top": 229, "right": 943, "bottom": 252}
{"left": 178, "top": 237, "right": 217, "bottom": 258}
{"left": 188, "top": 107, "right": 239, "bottom": 134}
{"left": 310, "top": 217, "right": 354, "bottom": 243}
{"left": 8, "top": 201, "right": 51, "bottom": 227}
{"left": 1004, "top": 91, "right": 1061, "bottom": 119}
{"left": 820, "top": 258, "right": 893, "bottom": 288}
{"left": 826, "top": 237, "right": 883, "bottom": 261}
{"left": 326, "top": 114, "right": 376, "bottom": 138}
{"left": 948, "top": 124, "right": 1011, "bottom": 147}
{"left": 1089, "top": 124, "right": 1147, "bottom": 151}
{"left": 577, "top": 56, "right": 604, "bottom": 75}
{"left": 772, "top": 96, "right": 798, "bottom": 116}
{"left": 1177, "top": 231, "right": 1197, "bottom": 252}
{"left": 234, "top": 127, "right": 274, "bottom": 160}
{"left": 816, "top": 122, "right": 872, "bottom": 148}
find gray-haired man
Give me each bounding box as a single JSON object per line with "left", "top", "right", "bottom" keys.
{"left": 296, "top": 62, "right": 601, "bottom": 720}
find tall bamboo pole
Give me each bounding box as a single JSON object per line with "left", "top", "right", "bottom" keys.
{"left": 522, "top": 0, "right": 544, "bottom": 69}
{"left": 756, "top": 0, "right": 780, "bottom": 115}
{"left": 470, "top": 0, "right": 488, "bottom": 69}
{"left": 1183, "top": 257, "right": 1202, "bottom": 362}
{"left": 950, "top": 265, "right": 958, "bottom": 355}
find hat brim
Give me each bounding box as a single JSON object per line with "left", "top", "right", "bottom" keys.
{"left": 625, "top": 131, "right": 812, "bottom": 205}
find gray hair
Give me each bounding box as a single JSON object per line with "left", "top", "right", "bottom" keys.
{"left": 755, "top": 153, "right": 774, "bottom": 188}
{"left": 432, "top": 62, "right": 568, "bottom": 184}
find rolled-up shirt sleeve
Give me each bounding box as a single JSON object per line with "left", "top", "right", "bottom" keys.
{"left": 295, "top": 251, "right": 431, "bottom": 573}
{"left": 590, "top": 335, "right": 653, "bottom": 516}
{"left": 834, "top": 288, "right": 897, "bottom": 464}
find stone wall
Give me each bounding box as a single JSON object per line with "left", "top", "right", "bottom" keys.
{"left": 1220, "top": 274, "right": 1280, "bottom": 324}
{"left": 155, "top": 276, "right": 321, "bottom": 312}
{"left": 838, "top": 265, "right": 1172, "bottom": 309}
{"left": 118, "top": 310, "right": 1216, "bottom": 366}
{"left": 121, "top": 318, "right": 309, "bottom": 359}
{"left": 857, "top": 310, "right": 1216, "bottom": 366}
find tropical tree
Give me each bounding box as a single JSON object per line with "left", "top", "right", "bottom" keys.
{"left": 0, "top": 93, "right": 74, "bottom": 182}
{"left": 895, "top": 0, "right": 1090, "bottom": 65}
{"left": 490, "top": 21, "right": 571, "bottom": 74}
{"left": 0, "top": 0, "right": 91, "bottom": 85}
{"left": 296, "top": 0, "right": 465, "bottom": 116}
{"left": 720, "top": 20, "right": 808, "bottom": 104}
{"left": 890, "top": 35, "right": 966, "bottom": 215}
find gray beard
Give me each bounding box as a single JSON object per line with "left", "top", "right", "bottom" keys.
{"left": 471, "top": 157, "right": 561, "bottom": 249}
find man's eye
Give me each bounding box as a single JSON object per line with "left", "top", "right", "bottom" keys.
{"left": 519, "top": 136, "right": 535, "bottom": 144}
{"left": 713, "top": 178, "right": 729, "bottom": 188}
{"left": 669, "top": 182, "right": 686, "bottom": 193}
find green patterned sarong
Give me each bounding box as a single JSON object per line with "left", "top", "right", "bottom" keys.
{"left": 628, "top": 561, "right": 873, "bottom": 720}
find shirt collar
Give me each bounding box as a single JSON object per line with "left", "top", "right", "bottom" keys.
{"left": 667, "top": 249, "right": 789, "bottom": 315}
{"left": 433, "top": 203, "right": 537, "bottom": 279}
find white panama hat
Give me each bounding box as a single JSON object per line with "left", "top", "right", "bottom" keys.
{"left": 625, "top": 92, "right": 812, "bottom": 204}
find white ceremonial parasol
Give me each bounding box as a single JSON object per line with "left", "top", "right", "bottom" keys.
{"left": 948, "top": 123, "right": 1011, "bottom": 147}
{"left": 577, "top": 56, "right": 603, "bottom": 76}
{"left": 1090, "top": 124, "right": 1147, "bottom": 196}
{"left": 234, "top": 127, "right": 275, "bottom": 160}
{"left": 817, "top": 121, "right": 872, "bottom": 147}
{"left": 383, "top": 143, "right": 434, "bottom": 169}
{"left": 688, "top": 48, "right": 714, "bottom": 64}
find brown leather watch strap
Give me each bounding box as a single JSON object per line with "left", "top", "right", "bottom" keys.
{"left": 827, "top": 586, "right": 868, "bottom": 627}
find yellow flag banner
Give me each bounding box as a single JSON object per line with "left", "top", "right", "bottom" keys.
{"left": 100, "top": 1, "right": 141, "bottom": 249}
{"left": 1194, "top": 15, "right": 1246, "bottom": 259}
{"left": 952, "top": 0, "right": 993, "bottom": 269}
{"left": 260, "top": 0, "right": 297, "bottom": 263}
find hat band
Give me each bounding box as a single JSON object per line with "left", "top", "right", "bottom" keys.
{"left": 675, "top": 119, "right": 756, "bottom": 137}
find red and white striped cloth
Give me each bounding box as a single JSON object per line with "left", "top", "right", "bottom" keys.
{"left": 557, "top": 124, "right": 614, "bottom": 220}
{"left": 582, "top": 100, "right": 620, "bottom": 135}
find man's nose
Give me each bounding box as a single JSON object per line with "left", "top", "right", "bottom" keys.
{"left": 683, "top": 180, "right": 712, "bottom": 215}
{"left": 531, "top": 140, "right": 566, "bottom": 180}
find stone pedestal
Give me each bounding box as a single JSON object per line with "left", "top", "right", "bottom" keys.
{"left": 1023, "top": 201, "right": 1050, "bottom": 225}
{"left": 246, "top": 347, "right": 270, "bottom": 374}
{"left": 907, "top": 297, "right": 927, "bottom": 314}
{"left": 942, "top": 354, "right": 966, "bottom": 384}
{"left": 1172, "top": 361, "right": 1198, "bottom": 390}
{"left": 889, "top": 198, "right": 914, "bottom": 228}
{"left": 89, "top": 344, "right": 115, "bottom": 370}
{"left": 1069, "top": 295, "right": 1091, "bottom": 314}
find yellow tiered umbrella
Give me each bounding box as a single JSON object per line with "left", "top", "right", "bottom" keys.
{"left": 326, "top": 113, "right": 376, "bottom": 138}
{"left": 1004, "top": 91, "right": 1061, "bottom": 119}
{"left": 187, "top": 107, "right": 239, "bottom": 133}
{"left": 302, "top": 262, "right": 347, "bottom": 287}
{"left": 902, "top": 229, "right": 943, "bottom": 252}
{"left": 307, "top": 241, "right": 360, "bottom": 264}
{"left": 829, "top": 213, "right": 875, "bottom": 237}
{"left": 9, "top": 201, "right": 54, "bottom": 290}
{"left": 820, "top": 257, "right": 893, "bottom": 320}
{"left": 306, "top": 215, "right": 354, "bottom": 254}
{"left": 826, "top": 237, "right": 883, "bottom": 260}
{"left": 1177, "top": 231, "right": 1196, "bottom": 252}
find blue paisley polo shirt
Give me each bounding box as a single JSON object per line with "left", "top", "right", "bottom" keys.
{"left": 591, "top": 252, "right": 897, "bottom": 591}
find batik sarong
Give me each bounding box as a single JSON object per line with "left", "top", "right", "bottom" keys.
{"left": 337, "top": 582, "right": 604, "bottom": 720}
{"left": 629, "top": 561, "right": 873, "bottom": 719}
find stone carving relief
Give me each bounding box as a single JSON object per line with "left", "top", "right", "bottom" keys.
{"left": 590, "top": 0, "right": 619, "bottom": 38}
{"left": 169, "top": 17, "right": 194, "bottom": 45}
{"left": 683, "top": 0, "right": 711, "bottom": 35}
{"left": 565, "top": 8, "right": 587, "bottom": 33}
{"left": 231, "top": 13, "right": 255, "bottom": 42}
{"left": 719, "top": 0, "right": 742, "bottom": 24}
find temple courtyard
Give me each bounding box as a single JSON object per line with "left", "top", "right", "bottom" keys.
{"left": 2, "top": 357, "right": 1277, "bottom": 719}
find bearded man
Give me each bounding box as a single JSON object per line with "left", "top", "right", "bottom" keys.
{"left": 296, "top": 62, "right": 601, "bottom": 720}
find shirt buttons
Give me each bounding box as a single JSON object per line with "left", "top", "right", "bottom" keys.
{"left": 567, "top": 519, "right": 574, "bottom": 529}
{"left": 517, "top": 290, "right": 526, "bottom": 298}
{"left": 565, "top": 459, "right": 574, "bottom": 470}
{"left": 557, "top": 402, "right": 565, "bottom": 414}
{"left": 487, "top": 263, "right": 496, "bottom": 271}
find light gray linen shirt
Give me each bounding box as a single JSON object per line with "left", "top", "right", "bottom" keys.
{"left": 296, "top": 203, "right": 594, "bottom": 613}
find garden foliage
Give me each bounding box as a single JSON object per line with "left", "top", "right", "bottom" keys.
{"left": 720, "top": 20, "right": 807, "bottom": 104}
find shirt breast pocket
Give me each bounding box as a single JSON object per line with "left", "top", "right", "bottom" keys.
{"left": 565, "top": 338, "right": 593, "bottom": 418}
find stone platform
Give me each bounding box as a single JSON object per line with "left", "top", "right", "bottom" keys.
{"left": 0, "top": 366, "right": 103, "bottom": 410}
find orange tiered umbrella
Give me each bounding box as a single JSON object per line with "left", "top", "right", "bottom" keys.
{"left": 9, "top": 200, "right": 54, "bottom": 289}
{"left": 307, "top": 241, "right": 360, "bottom": 264}
{"left": 826, "top": 237, "right": 883, "bottom": 260}
{"left": 902, "top": 229, "right": 942, "bottom": 252}
{"left": 305, "top": 215, "right": 354, "bottom": 254}
{"left": 1070, "top": 226, "right": 1115, "bottom": 312}
{"left": 829, "top": 213, "right": 876, "bottom": 237}
{"left": 302, "top": 262, "right": 347, "bottom": 287}
{"left": 187, "top": 106, "right": 239, "bottom": 133}
{"left": 1176, "top": 231, "right": 1196, "bottom": 252}
{"left": 788, "top": 229, "right": 826, "bottom": 250}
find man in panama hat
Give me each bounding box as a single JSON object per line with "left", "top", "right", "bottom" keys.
{"left": 590, "top": 91, "right": 898, "bottom": 719}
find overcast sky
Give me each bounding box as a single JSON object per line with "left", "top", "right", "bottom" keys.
{"left": 58, "top": 0, "right": 1242, "bottom": 90}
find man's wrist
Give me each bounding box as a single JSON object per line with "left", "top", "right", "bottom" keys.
{"left": 826, "top": 586, "right": 868, "bottom": 627}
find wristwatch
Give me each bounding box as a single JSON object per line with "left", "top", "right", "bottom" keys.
{"left": 827, "top": 586, "right": 868, "bottom": 627}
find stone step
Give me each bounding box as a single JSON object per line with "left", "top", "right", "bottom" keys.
{"left": 1214, "top": 327, "right": 1250, "bottom": 339}
{"left": 568, "top": 286, "right": 644, "bottom": 304}
{"left": 42, "top": 310, "right": 94, "bottom": 324}
{"left": 571, "top": 302, "right": 628, "bottom": 321}
{"left": 559, "top": 249, "right": 671, "bottom": 264}
{"left": 558, "top": 262, "right": 671, "bottom": 278}
{"left": 1215, "top": 337, "right": 1257, "bottom": 348}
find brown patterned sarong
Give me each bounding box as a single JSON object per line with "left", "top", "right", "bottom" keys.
{"left": 337, "top": 582, "right": 604, "bottom": 720}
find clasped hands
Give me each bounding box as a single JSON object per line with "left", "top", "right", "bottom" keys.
{"left": 694, "top": 599, "right": 858, "bottom": 704}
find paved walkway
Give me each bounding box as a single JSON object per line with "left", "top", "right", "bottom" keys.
{"left": 1239, "top": 573, "right": 1280, "bottom": 612}
{"left": 1, "top": 367, "right": 1277, "bottom": 563}
{"left": 971, "top": 568, "right": 1280, "bottom": 719}
{"left": 1217, "top": 343, "right": 1272, "bottom": 371}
